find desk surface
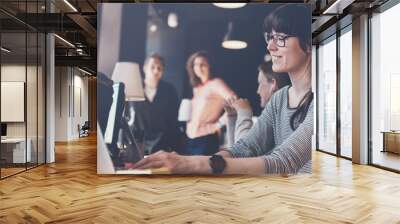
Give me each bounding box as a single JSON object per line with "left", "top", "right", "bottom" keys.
{"left": 381, "top": 131, "right": 400, "bottom": 134}
{"left": 115, "top": 167, "right": 170, "bottom": 175}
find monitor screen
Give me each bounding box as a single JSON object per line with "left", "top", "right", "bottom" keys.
{"left": 103, "top": 82, "right": 143, "bottom": 169}
{"left": 1, "top": 123, "right": 7, "bottom": 137}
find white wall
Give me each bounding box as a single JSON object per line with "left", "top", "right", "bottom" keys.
{"left": 71, "top": 72, "right": 89, "bottom": 138}
{"left": 1, "top": 65, "right": 26, "bottom": 143}
{"left": 1, "top": 65, "right": 35, "bottom": 137}
{"left": 55, "top": 67, "right": 69, "bottom": 141}
{"left": 55, "top": 67, "right": 89, "bottom": 141}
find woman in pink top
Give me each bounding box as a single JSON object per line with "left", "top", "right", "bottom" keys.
{"left": 185, "top": 51, "right": 236, "bottom": 155}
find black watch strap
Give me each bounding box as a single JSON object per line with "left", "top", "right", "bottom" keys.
{"left": 209, "top": 154, "right": 226, "bottom": 174}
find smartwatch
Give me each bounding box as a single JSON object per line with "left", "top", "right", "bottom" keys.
{"left": 209, "top": 154, "right": 226, "bottom": 174}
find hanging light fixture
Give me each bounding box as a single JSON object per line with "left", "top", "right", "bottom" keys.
{"left": 222, "top": 22, "right": 247, "bottom": 50}
{"left": 1, "top": 47, "right": 11, "bottom": 53}
{"left": 149, "top": 23, "right": 158, "bottom": 32}
{"left": 213, "top": 3, "right": 247, "bottom": 9}
{"left": 63, "top": 0, "right": 78, "bottom": 12}
{"left": 78, "top": 67, "right": 93, "bottom": 76}
{"left": 54, "top": 34, "right": 75, "bottom": 48}
{"left": 168, "top": 12, "right": 178, "bottom": 28}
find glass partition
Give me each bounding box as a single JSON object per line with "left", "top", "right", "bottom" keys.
{"left": 339, "top": 27, "right": 352, "bottom": 158}
{"left": 317, "top": 35, "right": 337, "bottom": 155}
{"left": 370, "top": 3, "right": 400, "bottom": 171}
{"left": 0, "top": 1, "right": 46, "bottom": 179}
{"left": 1, "top": 30, "right": 28, "bottom": 178}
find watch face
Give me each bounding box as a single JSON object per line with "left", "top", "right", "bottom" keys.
{"left": 210, "top": 155, "right": 226, "bottom": 174}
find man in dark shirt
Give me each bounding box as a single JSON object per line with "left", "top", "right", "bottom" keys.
{"left": 132, "top": 54, "right": 182, "bottom": 155}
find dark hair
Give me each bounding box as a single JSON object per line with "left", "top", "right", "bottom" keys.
{"left": 290, "top": 91, "right": 313, "bottom": 130}
{"left": 258, "top": 61, "right": 291, "bottom": 88}
{"left": 264, "top": 4, "right": 311, "bottom": 53}
{"left": 144, "top": 53, "right": 165, "bottom": 67}
{"left": 264, "top": 5, "right": 312, "bottom": 130}
{"left": 186, "top": 51, "right": 213, "bottom": 87}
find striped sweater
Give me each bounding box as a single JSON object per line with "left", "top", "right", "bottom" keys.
{"left": 227, "top": 86, "right": 313, "bottom": 174}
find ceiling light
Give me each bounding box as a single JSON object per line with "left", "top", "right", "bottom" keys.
{"left": 1, "top": 47, "right": 11, "bottom": 53}
{"left": 222, "top": 22, "right": 247, "bottom": 50}
{"left": 78, "top": 67, "right": 93, "bottom": 76}
{"left": 222, "top": 41, "right": 247, "bottom": 49}
{"left": 150, "top": 24, "right": 157, "bottom": 32}
{"left": 76, "top": 49, "right": 84, "bottom": 55}
{"left": 213, "top": 3, "right": 247, "bottom": 9}
{"left": 63, "top": 0, "right": 78, "bottom": 12}
{"left": 54, "top": 34, "right": 75, "bottom": 48}
{"left": 323, "top": 0, "right": 354, "bottom": 15}
{"left": 168, "top": 13, "right": 178, "bottom": 28}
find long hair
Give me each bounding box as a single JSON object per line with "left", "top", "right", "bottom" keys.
{"left": 186, "top": 51, "right": 213, "bottom": 87}
{"left": 290, "top": 91, "right": 313, "bottom": 130}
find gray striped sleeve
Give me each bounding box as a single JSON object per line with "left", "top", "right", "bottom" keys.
{"left": 227, "top": 101, "right": 275, "bottom": 158}
{"left": 225, "top": 86, "right": 313, "bottom": 174}
{"left": 234, "top": 109, "right": 254, "bottom": 143}
{"left": 225, "top": 110, "right": 254, "bottom": 147}
{"left": 263, "top": 102, "right": 313, "bottom": 174}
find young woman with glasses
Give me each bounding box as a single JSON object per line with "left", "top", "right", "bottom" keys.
{"left": 133, "top": 5, "right": 313, "bottom": 175}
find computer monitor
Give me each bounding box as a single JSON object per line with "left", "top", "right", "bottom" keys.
{"left": 1, "top": 123, "right": 7, "bottom": 137}
{"left": 102, "top": 82, "right": 143, "bottom": 170}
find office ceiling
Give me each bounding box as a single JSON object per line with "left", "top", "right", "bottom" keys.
{"left": 0, "top": 0, "right": 390, "bottom": 74}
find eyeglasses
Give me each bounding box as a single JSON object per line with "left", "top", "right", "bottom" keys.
{"left": 264, "top": 33, "right": 294, "bottom": 47}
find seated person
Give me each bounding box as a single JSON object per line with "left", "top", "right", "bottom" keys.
{"left": 132, "top": 54, "right": 182, "bottom": 155}
{"left": 132, "top": 5, "right": 313, "bottom": 175}
{"left": 224, "top": 61, "right": 291, "bottom": 146}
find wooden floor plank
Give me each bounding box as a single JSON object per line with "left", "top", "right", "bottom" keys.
{"left": 0, "top": 135, "right": 400, "bottom": 223}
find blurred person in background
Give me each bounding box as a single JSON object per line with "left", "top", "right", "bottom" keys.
{"left": 132, "top": 53, "right": 182, "bottom": 155}
{"left": 184, "top": 51, "right": 237, "bottom": 155}
{"left": 224, "top": 60, "right": 291, "bottom": 146}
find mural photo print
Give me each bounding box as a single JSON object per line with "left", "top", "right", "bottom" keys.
{"left": 97, "top": 3, "right": 313, "bottom": 175}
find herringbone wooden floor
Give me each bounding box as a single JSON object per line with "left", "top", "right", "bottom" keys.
{"left": 1, "top": 135, "right": 400, "bottom": 224}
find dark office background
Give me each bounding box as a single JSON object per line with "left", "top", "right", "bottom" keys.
{"left": 98, "top": 3, "right": 297, "bottom": 115}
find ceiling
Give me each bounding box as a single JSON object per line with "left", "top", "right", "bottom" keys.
{"left": 0, "top": 0, "right": 390, "bottom": 74}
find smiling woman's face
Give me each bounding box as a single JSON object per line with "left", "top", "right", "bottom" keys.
{"left": 267, "top": 30, "right": 309, "bottom": 74}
